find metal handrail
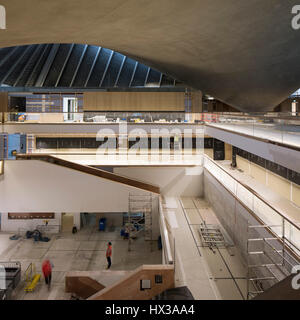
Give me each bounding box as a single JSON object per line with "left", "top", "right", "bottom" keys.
{"left": 159, "top": 197, "right": 174, "bottom": 265}
{"left": 204, "top": 156, "right": 300, "bottom": 261}
{"left": 3, "top": 111, "right": 300, "bottom": 123}
{"left": 204, "top": 155, "right": 300, "bottom": 232}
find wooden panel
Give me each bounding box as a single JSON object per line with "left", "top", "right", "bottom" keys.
{"left": 0, "top": 92, "right": 8, "bottom": 112}
{"left": 253, "top": 274, "right": 300, "bottom": 300}
{"left": 191, "top": 91, "right": 203, "bottom": 113}
{"left": 88, "top": 265, "right": 174, "bottom": 300}
{"left": 224, "top": 143, "right": 232, "bottom": 161}
{"left": 61, "top": 213, "right": 74, "bottom": 232}
{"left": 8, "top": 212, "right": 54, "bottom": 219}
{"left": 65, "top": 275, "right": 105, "bottom": 299}
{"left": 83, "top": 92, "right": 185, "bottom": 111}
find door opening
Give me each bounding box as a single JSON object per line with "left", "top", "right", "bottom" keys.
{"left": 63, "top": 97, "right": 78, "bottom": 121}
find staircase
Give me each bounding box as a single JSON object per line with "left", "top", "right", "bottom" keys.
{"left": 65, "top": 265, "right": 174, "bottom": 300}
{"left": 88, "top": 265, "right": 174, "bottom": 300}
{"left": 16, "top": 154, "right": 160, "bottom": 194}
{"left": 253, "top": 274, "right": 300, "bottom": 300}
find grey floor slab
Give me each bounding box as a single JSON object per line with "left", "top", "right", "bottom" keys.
{"left": 201, "top": 247, "right": 232, "bottom": 279}
{"left": 185, "top": 209, "right": 203, "bottom": 224}
{"left": 212, "top": 278, "right": 244, "bottom": 300}
{"left": 218, "top": 248, "right": 248, "bottom": 279}
{"left": 44, "top": 250, "right": 76, "bottom": 260}
{"left": 180, "top": 197, "right": 196, "bottom": 209}
{"left": 0, "top": 225, "right": 162, "bottom": 300}
{"left": 49, "top": 239, "right": 81, "bottom": 251}
{"left": 174, "top": 196, "right": 253, "bottom": 300}
{"left": 190, "top": 225, "right": 202, "bottom": 246}
{"left": 78, "top": 240, "right": 98, "bottom": 251}
{"left": 11, "top": 248, "right": 48, "bottom": 260}
{"left": 194, "top": 198, "right": 210, "bottom": 209}
{"left": 69, "top": 259, "right": 91, "bottom": 271}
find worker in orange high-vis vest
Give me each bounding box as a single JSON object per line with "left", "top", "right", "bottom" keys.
{"left": 106, "top": 242, "right": 112, "bottom": 269}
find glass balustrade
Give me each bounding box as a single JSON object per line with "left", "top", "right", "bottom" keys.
{"left": 208, "top": 112, "right": 300, "bottom": 148}
{"left": 2, "top": 111, "right": 300, "bottom": 148}
{"left": 204, "top": 156, "right": 300, "bottom": 257}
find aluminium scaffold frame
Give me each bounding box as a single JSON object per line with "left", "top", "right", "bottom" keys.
{"left": 246, "top": 222, "right": 299, "bottom": 300}
{"left": 127, "top": 192, "right": 153, "bottom": 251}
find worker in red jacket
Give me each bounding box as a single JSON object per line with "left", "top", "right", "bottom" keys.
{"left": 42, "top": 259, "right": 54, "bottom": 289}
{"left": 106, "top": 242, "right": 112, "bottom": 269}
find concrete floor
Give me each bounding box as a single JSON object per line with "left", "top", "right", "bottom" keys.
{"left": 0, "top": 225, "right": 161, "bottom": 300}
{"left": 161, "top": 196, "right": 254, "bottom": 300}
{"left": 180, "top": 197, "right": 249, "bottom": 300}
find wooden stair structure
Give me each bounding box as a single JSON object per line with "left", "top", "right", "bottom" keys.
{"left": 65, "top": 265, "right": 174, "bottom": 300}
{"left": 16, "top": 154, "right": 160, "bottom": 194}
{"left": 253, "top": 274, "right": 300, "bottom": 300}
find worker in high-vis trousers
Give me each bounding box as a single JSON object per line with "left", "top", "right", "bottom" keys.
{"left": 106, "top": 242, "right": 112, "bottom": 269}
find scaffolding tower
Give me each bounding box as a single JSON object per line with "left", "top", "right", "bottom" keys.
{"left": 127, "top": 193, "right": 153, "bottom": 251}
{"left": 246, "top": 223, "right": 299, "bottom": 300}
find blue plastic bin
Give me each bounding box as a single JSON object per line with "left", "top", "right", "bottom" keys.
{"left": 99, "top": 218, "right": 107, "bottom": 231}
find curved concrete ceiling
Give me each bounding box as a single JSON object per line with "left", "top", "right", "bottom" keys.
{"left": 0, "top": 0, "right": 299, "bottom": 112}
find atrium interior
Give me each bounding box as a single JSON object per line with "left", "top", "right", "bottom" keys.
{"left": 0, "top": 1, "right": 299, "bottom": 302}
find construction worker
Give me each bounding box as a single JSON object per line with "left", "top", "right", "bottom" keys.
{"left": 42, "top": 259, "right": 54, "bottom": 290}
{"left": 106, "top": 242, "right": 112, "bottom": 269}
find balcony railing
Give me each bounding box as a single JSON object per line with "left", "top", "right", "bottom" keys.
{"left": 206, "top": 112, "right": 300, "bottom": 149}
{"left": 2, "top": 112, "right": 200, "bottom": 124}
{"left": 2, "top": 111, "right": 299, "bottom": 124}
{"left": 204, "top": 156, "right": 300, "bottom": 259}
{"left": 2, "top": 111, "right": 300, "bottom": 149}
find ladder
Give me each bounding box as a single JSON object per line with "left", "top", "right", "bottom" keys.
{"left": 199, "top": 224, "right": 226, "bottom": 249}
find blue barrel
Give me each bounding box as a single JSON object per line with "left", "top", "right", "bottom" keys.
{"left": 99, "top": 218, "right": 106, "bottom": 231}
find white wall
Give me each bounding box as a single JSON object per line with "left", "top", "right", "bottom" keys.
{"left": 0, "top": 161, "right": 201, "bottom": 239}
{"left": 0, "top": 160, "right": 148, "bottom": 213}
{"left": 114, "top": 166, "right": 204, "bottom": 197}
{"left": 113, "top": 166, "right": 204, "bottom": 240}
